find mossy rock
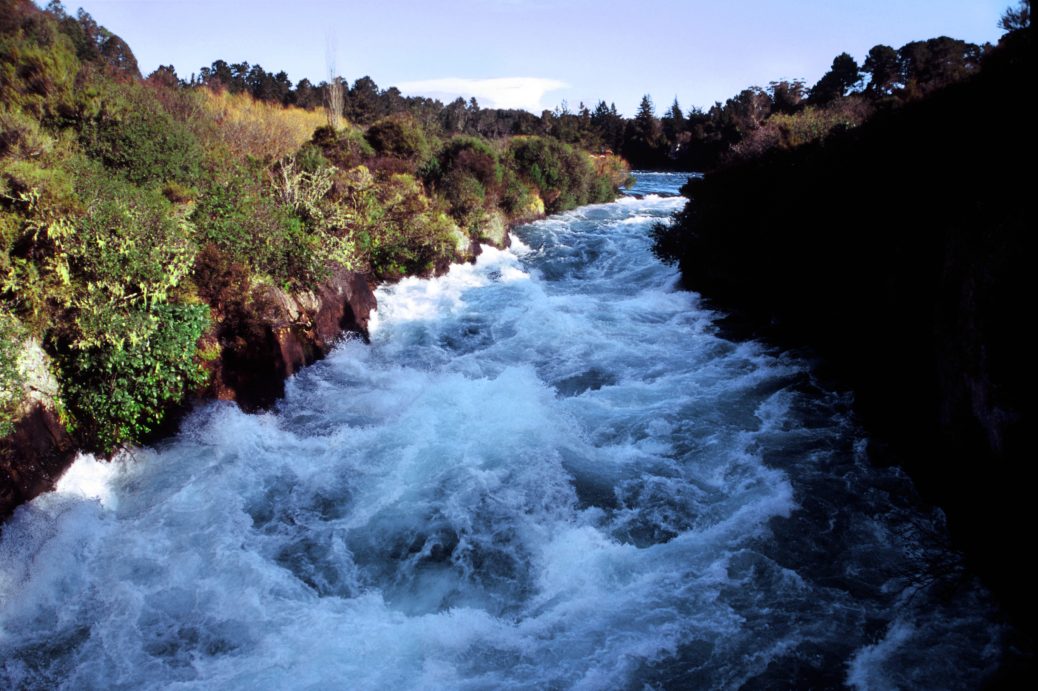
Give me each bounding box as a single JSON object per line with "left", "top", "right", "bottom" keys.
{"left": 476, "top": 209, "right": 509, "bottom": 248}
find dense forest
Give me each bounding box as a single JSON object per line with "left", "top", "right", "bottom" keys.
{"left": 652, "top": 5, "right": 1035, "bottom": 642}
{"left": 0, "top": 0, "right": 630, "bottom": 514}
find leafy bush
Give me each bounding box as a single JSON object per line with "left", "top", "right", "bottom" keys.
{"left": 433, "top": 136, "right": 502, "bottom": 189}
{"left": 506, "top": 135, "right": 603, "bottom": 213}
{"left": 311, "top": 124, "right": 374, "bottom": 170}
{"left": 1, "top": 157, "right": 84, "bottom": 330}
{"left": 426, "top": 136, "right": 504, "bottom": 230}
{"left": 2, "top": 153, "right": 211, "bottom": 451}
{"left": 0, "top": 104, "right": 55, "bottom": 159}
{"left": 58, "top": 161, "right": 197, "bottom": 347}
{"left": 500, "top": 166, "right": 544, "bottom": 220}
{"left": 366, "top": 114, "right": 431, "bottom": 162}
{"left": 336, "top": 166, "right": 460, "bottom": 279}
{"left": 440, "top": 168, "right": 487, "bottom": 230}
{"left": 271, "top": 154, "right": 358, "bottom": 271}
{"left": 589, "top": 153, "right": 631, "bottom": 202}
{"left": 0, "top": 10, "right": 79, "bottom": 124}
{"left": 192, "top": 162, "right": 324, "bottom": 288}
{"left": 80, "top": 79, "right": 203, "bottom": 186}
{"left": 58, "top": 302, "right": 210, "bottom": 452}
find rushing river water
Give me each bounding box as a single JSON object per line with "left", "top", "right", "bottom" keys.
{"left": 0, "top": 172, "right": 1008, "bottom": 689}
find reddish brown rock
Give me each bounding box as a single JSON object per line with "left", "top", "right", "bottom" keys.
{"left": 208, "top": 269, "right": 377, "bottom": 411}
{"left": 1, "top": 269, "right": 378, "bottom": 521}
{"left": 0, "top": 403, "right": 76, "bottom": 522}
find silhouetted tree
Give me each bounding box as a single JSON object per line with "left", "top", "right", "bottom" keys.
{"left": 863, "top": 45, "right": 901, "bottom": 96}
{"left": 634, "top": 95, "right": 658, "bottom": 130}
{"left": 1000, "top": 0, "right": 1031, "bottom": 31}
{"left": 199, "top": 60, "right": 233, "bottom": 91}
{"left": 348, "top": 76, "right": 383, "bottom": 124}
{"left": 147, "top": 65, "right": 181, "bottom": 89}
{"left": 590, "top": 101, "right": 624, "bottom": 152}
{"left": 768, "top": 80, "right": 806, "bottom": 113}
{"left": 725, "top": 87, "right": 772, "bottom": 136}
{"left": 441, "top": 97, "right": 469, "bottom": 133}
{"left": 661, "top": 98, "right": 685, "bottom": 140}
{"left": 810, "top": 53, "right": 861, "bottom": 104}
{"left": 294, "top": 78, "right": 321, "bottom": 109}
{"left": 898, "top": 37, "right": 982, "bottom": 96}
{"left": 622, "top": 95, "right": 669, "bottom": 166}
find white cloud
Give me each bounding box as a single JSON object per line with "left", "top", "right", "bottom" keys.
{"left": 395, "top": 77, "right": 568, "bottom": 112}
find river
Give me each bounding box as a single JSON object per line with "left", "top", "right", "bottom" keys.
{"left": 0, "top": 172, "right": 1007, "bottom": 688}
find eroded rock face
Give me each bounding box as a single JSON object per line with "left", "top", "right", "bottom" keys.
{"left": 209, "top": 269, "right": 377, "bottom": 411}
{"left": 0, "top": 270, "right": 378, "bottom": 521}
{"left": 0, "top": 404, "right": 75, "bottom": 522}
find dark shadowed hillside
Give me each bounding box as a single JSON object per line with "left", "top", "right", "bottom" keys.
{"left": 654, "top": 26, "right": 1036, "bottom": 640}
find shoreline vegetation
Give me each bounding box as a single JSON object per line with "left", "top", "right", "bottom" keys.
{"left": 0, "top": 0, "right": 631, "bottom": 517}
{"left": 653, "top": 11, "right": 1035, "bottom": 653}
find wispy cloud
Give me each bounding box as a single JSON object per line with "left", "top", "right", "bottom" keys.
{"left": 395, "top": 77, "right": 568, "bottom": 112}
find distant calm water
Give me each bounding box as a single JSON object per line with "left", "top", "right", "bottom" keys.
{"left": 0, "top": 172, "right": 1005, "bottom": 689}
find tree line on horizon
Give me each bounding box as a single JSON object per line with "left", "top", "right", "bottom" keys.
{"left": 33, "top": 0, "right": 1026, "bottom": 174}
{"left": 143, "top": 14, "right": 1015, "bottom": 172}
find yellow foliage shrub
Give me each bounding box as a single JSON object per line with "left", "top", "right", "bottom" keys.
{"left": 198, "top": 90, "right": 326, "bottom": 163}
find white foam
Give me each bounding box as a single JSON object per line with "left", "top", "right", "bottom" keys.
{"left": 0, "top": 191, "right": 1002, "bottom": 689}
{"left": 52, "top": 452, "right": 122, "bottom": 509}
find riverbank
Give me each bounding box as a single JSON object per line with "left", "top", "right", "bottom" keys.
{"left": 2, "top": 213, "right": 525, "bottom": 522}
{"left": 1, "top": 0, "right": 633, "bottom": 521}
{"left": 653, "top": 27, "right": 1036, "bottom": 642}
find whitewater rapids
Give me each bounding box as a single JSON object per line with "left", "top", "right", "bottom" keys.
{"left": 0, "top": 173, "right": 1004, "bottom": 689}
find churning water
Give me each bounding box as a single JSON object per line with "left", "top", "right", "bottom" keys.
{"left": 0, "top": 173, "right": 1006, "bottom": 689}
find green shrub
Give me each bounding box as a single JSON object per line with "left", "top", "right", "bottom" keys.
{"left": 432, "top": 136, "right": 502, "bottom": 189}
{"left": 441, "top": 168, "right": 487, "bottom": 231}
{"left": 506, "top": 136, "right": 582, "bottom": 213}
{"left": 0, "top": 13, "right": 79, "bottom": 124}
{"left": 192, "top": 163, "right": 324, "bottom": 288}
{"left": 500, "top": 166, "right": 544, "bottom": 219}
{"left": 0, "top": 104, "right": 55, "bottom": 159}
{"left": 61, "top": 161, "right": 197, "bottom": 348}
{"left": 58, "top": 302, "right": 210, "bottom": 453}
{"left": 311, "top": 124, "right": 374, "bottom": 170}
{"left": 505, "top": 136, "right": 622, "bottom": 214}
{"left": 1, "top": 157, "right": 83, "bottom": 330}
{"left": 366, "top": 114, "right": 431, "bottom": 162}
{"left": 271, "top": 153, "right": 359, "bottom": 272}
{"left": 426, "top": 136, "right": 504, "bottom": 229}
{"left": 294, "top": 142, "right": 330, "bottom": 173}
{"left": 2, "top": 156, "right": 211, "bottom": 451}
{"left": 338, "top": 166, "right": 460, "bottom": 279}
{"left": 589, "top": 153, "right": 631, "bottom": 203}
{"left": 80, "top": 79, "right": 203, "bottom": 186}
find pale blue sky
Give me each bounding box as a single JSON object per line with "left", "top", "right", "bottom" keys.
{"left": 55, "top": 0, "right": 1010, "bottom": 115}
